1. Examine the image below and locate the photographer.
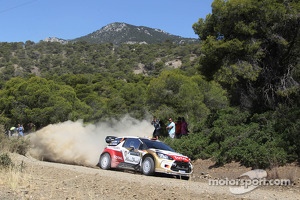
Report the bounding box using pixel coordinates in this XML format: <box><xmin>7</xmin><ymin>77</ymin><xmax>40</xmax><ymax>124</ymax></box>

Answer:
<box><xmin>151</xmin><ymin>116</ymin><xmax>161</xmax><ymax>139</ymax></box>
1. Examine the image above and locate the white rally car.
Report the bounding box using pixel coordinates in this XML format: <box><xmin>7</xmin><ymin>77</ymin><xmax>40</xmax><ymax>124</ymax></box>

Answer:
<box><xmin>97</xmin><ymin>136</ymin><xmax>193</xmax><ymax>180</ymax></box>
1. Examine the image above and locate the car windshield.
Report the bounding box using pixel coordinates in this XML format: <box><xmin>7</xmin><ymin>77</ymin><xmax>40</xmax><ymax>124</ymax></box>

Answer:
<box><xmin>141</xmin><ymin>139</ymin><xmax>175</xmax><ymax>152</ymax></box>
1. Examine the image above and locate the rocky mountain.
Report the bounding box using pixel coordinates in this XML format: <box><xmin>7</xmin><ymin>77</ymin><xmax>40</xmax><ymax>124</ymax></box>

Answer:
<box><xmin>71</xmin><ymin>22</ymin><xmax>199</xmax><ymax>45</ymax></box>
<box><xmin>43</xmin><ymin>37</ymin><xmax>68</xmax><ymax>44</ymax></box>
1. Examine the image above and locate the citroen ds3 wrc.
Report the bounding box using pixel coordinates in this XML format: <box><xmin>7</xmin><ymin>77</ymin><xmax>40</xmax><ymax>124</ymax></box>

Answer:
<box><xmin>97</xmin><ymin>136</ymin><xmax>193</xmax><ymax>180</ymax></box>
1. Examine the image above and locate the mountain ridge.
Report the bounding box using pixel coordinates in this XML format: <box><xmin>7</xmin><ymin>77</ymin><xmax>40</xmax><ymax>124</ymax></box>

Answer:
<box><xmin>44</xmin><ymin>22</ymin><xmax>198</xmax><ymax>45</ymax></box>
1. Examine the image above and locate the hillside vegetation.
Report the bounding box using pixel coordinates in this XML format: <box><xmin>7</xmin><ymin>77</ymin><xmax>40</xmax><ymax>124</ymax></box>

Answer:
<box><xmin>0</xmin><ymin>0</ymin><xmax>299</xmax><ymax>169</ymax></box>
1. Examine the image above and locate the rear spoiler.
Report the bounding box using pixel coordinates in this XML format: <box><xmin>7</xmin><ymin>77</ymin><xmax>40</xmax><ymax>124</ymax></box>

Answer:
<box><xmin>105</xmin><ymin>136</ymin><xmax>117</xmax><ymax>144</ymax></box>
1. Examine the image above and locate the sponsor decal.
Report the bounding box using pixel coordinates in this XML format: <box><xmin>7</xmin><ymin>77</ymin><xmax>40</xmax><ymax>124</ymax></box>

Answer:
<box><xmin>113</xmin><ymin>155</ymin><xmax>123</xmax><ymax>160</ymax></box>
<box><xmin>170</xmin><ymin>155</ymin><xmax>189</xmax><ymax>162</ymax></box>
<box><xmin>124</xmin><ymin>151</ymin><xmax>140</xmax><ymax>164</ymax></box>
<box><xmin>155</xmin><ymin>150</ymin><xmax>189</xmax><ymax>162</ymax></box>
<box><xmin>129</xmin><ymin>151</ymin><xmax>140</xmax><ymax>156</ymax></box>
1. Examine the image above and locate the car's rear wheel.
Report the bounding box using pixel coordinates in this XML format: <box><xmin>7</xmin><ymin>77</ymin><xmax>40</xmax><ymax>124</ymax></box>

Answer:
<box><xmin>99</xmin><ymin>153</ymin><xmax>111</xmax><ymax>170</ymax></box>
<box><xmin>176</xmin><ymin>175</ymin><xmax>190</xmax><ymax>181</ymax></box>
<box><xmin>142</xmin><ymin>157</ymin><xmax>155</xmax><ymax>175</ymax></box>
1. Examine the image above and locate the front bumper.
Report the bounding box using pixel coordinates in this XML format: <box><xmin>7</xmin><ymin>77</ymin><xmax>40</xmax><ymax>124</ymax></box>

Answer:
<box><xmin>155</xmin><ymin>160</ymin><xmax>193</xmax><ymax>176</ymax></box>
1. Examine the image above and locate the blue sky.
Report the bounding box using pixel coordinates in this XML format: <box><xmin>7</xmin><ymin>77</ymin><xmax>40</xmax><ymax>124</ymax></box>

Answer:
<box><xmin>0</xmin><ymin>0</ymin><xmax>213</xmax><ymax>43</ymax></box>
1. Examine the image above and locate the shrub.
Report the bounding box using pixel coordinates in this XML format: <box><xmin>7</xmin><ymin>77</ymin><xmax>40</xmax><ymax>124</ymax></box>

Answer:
<box><xmin>206</xmin><ymin>110</ymin><xmax>289</xmax><ymax>168</ymax></box>
<box><xmin>0</xmin><ymin>124</ymin><xmax>30</xmax><ymax>156</ymax></box>
<box><xmin>163</xmin><ymin>107</ymin><xmax>292</xmax><ymax>169</ymax></box>
<box><xmin>0</xmin><ymin>153</ymin><xmax>13</xmax><ymax>168</ymax></box>
<box><xmin>8</xmin><ymin>137</ymin><xmax>30</xmax><ymax>156</ymax></box>
<box><xmin>163</xmin><ymin>132</ymin><xmax>210</xmax><ymax>160</ymax></box>
<box><xmin>225</xmin><ymin>138</ymin><xmax>287</xmax><ymax>169</ymax></box>
<box><xmin>0</xmin><ymin>125</ymin><xmax>10</xmax><ymax>152</ymax></box>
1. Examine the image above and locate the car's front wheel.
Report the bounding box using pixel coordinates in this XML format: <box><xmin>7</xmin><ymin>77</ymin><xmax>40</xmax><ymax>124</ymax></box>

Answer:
<box><xmin>99</xmin><ymin>153</ymin><xmax>111</xmax><ymax>170</ymax></box>
<box><xmin>142</xmin><ymin>157</ymin><xmax>155</xmax><ymax>176</ymax></box>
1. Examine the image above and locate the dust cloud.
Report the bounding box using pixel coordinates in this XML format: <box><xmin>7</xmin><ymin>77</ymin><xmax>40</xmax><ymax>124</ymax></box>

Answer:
<box><xmin>28</xmin><ymin>115</ymin><xmax>153</xmax><ymax>167</ymax></box>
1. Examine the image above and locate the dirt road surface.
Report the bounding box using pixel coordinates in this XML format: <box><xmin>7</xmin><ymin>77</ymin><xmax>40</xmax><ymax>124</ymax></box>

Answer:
<box><xmin>0</xmin><ymin>153</ymin><xmax>299</xmax><ymax>200</ymax></box>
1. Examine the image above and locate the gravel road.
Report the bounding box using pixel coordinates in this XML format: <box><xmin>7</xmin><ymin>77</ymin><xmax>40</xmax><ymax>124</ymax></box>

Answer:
<box><xmin>0</xmin><ymin>153</ymin><xmax>299</xmax><ymax>200</ymax></box>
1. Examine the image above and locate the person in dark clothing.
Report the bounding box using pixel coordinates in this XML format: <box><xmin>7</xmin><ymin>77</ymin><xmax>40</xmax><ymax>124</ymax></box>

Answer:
<box><xmin>151</xmin><ymin>116</ymin><xmax>161</xmax><ymax>139</ymax></box>
<box><xmin>175</xmin><ymin>117</ymin><xmax>182</xmax><ymax>138</ymax></box>
<box><xmin>181</xmin><ymin>117</ymin><xmax>189</xmax><ymax>137</ymax></box>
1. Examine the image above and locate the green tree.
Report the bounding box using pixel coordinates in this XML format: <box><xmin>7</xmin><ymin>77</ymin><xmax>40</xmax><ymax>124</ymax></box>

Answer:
<box><xmin>274</xmin><ymin>105</ymin><xmax>300</xmax><ymax>161</ymax></box>
<box><xmin>0</xmin><ymin>76</ymin><xmax>92</xmax><ymax>129</ymax></box>
<box><xmin>147</xmin><ymin>70</ymin><xmax>229</xmax><ymax>131</ymax></box>
<box><xmin>119</xmin><ymin>82</ymin><xmax>148</xmax><ymax>119</ymax></box>
<box><xmin>193</xmin><ymin>0</ymin><xmax>300</xmax><ymax>111</ymax></box>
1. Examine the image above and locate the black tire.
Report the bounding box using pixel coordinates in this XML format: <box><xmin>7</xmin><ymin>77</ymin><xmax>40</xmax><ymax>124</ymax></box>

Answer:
<box><xmin>176</xmin><ymin>175</ymin><xmax>190</xmax><ymax>180</ymax></box>
<box><xmin>99</xmin><ymin>153</ymin><xmax>111</xmax><ymax>170</ymax></box>
<box><xmin>181</xmin><ymin>176</ymin><xmax>190</xmax><ymax>181</ymax></box>
<box><xmin>142</xmin><ymin>157</ymin><xmax>155</xmax><ymax>176</ymax></box>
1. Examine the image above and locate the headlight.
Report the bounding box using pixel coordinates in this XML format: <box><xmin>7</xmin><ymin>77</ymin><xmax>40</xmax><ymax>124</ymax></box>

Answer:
<box><xmin>157</xmin><ymin>153</ymin><xmax>173</xmax><ymax>160</ymax></box>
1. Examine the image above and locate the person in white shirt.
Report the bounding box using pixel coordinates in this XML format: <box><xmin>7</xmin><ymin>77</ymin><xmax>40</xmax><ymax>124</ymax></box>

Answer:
<box><xmin>166</xmin><ymin>118</ymin><xmax>175</xmax><ymax>138</ymax></box>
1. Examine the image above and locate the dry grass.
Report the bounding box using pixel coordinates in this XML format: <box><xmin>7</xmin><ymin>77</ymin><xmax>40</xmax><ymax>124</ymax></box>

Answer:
<box><xmin>267</xmin><ymin>164</ymin><xmax>300</xmax><ymax>184</ymax></box>
<box><xmin>0</xmin><ymin>162</ymin><xmax>30</xmax><ymax>191</ymax></box>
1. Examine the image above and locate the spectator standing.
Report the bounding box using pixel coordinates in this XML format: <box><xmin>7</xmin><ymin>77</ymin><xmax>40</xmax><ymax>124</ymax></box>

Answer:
<box><xmin>175</xmin><ymin>117</ymin><xmax>182</xmax><ymax>138</ymax></box>
<box><xmin>181</xmin><ymin>117</ymin><xmax>189</xmax><ymax>137</ymax></box>
<box><xmin>151</xmin><ymin>116</ymin><xmax>161</xmax><ymax>139</ymax></box>
<box><xmin>27</xmin><ymin>122</ymin><xmax>36</xmax><ymax>133</ymax></box>
<box><xmin>166</xmin><ymin>118</ymin><xmax>175</xmax><ymax>139</ymax></box>
<box><xmin>17</xmin><ymin>124</ymin><xmax>24</xmax><ymax>137</ymax></box>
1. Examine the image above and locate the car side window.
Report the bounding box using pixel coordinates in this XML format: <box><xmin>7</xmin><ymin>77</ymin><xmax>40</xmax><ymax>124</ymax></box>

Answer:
<box><xmin>140</xmin><ymin>142</ymin><xmax>148</xmax><ymax>150</ymax></box>
<box><xmin>123</xmin><ymin>138</ymin><xmax>141</xmax><ymax>150</ymax></box>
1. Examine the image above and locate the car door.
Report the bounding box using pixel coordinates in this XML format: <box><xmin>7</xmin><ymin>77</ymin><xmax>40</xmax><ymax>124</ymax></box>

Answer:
<box><xmin>122</xmin><ymin>138</ymin><xmax>142</xmax><ymax>165</ymax></box>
